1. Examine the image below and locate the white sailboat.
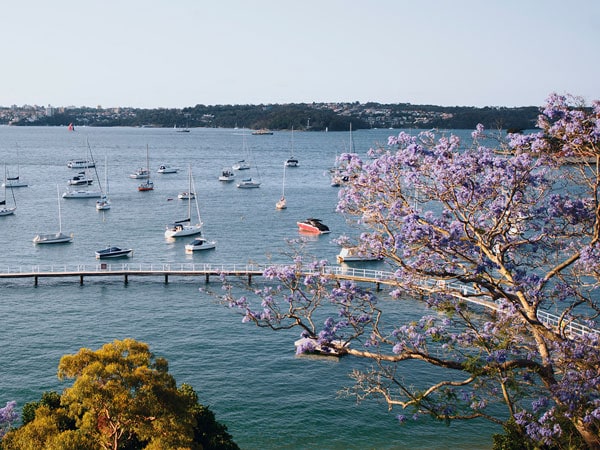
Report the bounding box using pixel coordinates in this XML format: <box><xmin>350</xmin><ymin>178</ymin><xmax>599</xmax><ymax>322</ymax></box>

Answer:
<box><xmin>285</xmin><ymin>127</ymin><xmax>299</xmax><ymax>167</ymax></box>
<box><xmin>165</xmin><ymin>166</ymin><xmax>203</xmax><ymax>238</ymax></box>
<box><xmin>236</xmin><ymin>134</ymin><xmax>261</xmax><ymax>188</ymax></box>
<box><xmin>63</xmin><ymin>140</ymin><xmax>102</xmax><ymax>198</ymax></box>
<box><xmin>0</xmin><ymin>165</ymin><xmax>16</xmax><ymax>216</ymax></box>
<box><xmin>232</xmin><ymin>131</ymin><xmax>251</xmax><ymax>170</ymax></box>
<box><xmin>138</xmin><ymin>145</ymin><xmax>154</xmax><ymax>191</ymax></box>
<box><xmin>2</xmin><ymin>145</ymin><xmax>28</xmax><ymax>188</ymax></box>
<box><xmin>96</xmin><ymin>157</ymin><xmax>111</xmax><ymax>210</ymax></box>
<box><xmin>276</xmin><ymin>161</ymin><xmax>287</xmax><ymax>209</ymax></box>
<box><xmin>33</xmin><ymin>185</ymin><xmax>73</xmax><ymax>244</ymax></box>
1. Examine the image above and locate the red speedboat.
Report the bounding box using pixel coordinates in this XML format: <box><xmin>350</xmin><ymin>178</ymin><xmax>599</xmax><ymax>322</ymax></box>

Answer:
<box><xmin>296</xmin><ymin>218</ymin><xmax>330</xmax><ymax>234</ymax></box>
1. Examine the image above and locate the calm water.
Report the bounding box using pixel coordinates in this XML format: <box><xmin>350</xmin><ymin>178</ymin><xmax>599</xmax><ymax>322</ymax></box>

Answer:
<box><xmin>0</xmin><ymin>126</ymin><xmax>497</xmax><ymax>449</ymax></box>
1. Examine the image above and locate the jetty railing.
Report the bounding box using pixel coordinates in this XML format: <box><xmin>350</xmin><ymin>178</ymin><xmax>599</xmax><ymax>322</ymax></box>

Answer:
<box><xmin>1</xmin><ymin>263</ymin><xmax>598</xmax><ymax>339</ymax></box>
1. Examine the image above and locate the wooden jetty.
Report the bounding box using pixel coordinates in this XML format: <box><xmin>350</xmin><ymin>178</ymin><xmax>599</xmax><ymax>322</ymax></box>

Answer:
<box><xmin>0</xmin><ymin>262</ymin><xmax>597</xmax><ymax>339</ymax></box>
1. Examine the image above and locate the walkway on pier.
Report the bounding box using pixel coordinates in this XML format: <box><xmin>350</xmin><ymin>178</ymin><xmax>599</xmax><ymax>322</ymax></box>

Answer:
<box><xmin>1</xmin><ymin>262</ymin><xmax>598</xmax><ymax>339</ymax></box>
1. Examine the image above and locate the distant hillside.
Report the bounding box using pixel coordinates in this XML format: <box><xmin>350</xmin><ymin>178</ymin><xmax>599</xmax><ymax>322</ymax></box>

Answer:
<box><xmin>3</xmin><ymin>102</ymin><xmax>540</xmax><ymax>131</ymax></box>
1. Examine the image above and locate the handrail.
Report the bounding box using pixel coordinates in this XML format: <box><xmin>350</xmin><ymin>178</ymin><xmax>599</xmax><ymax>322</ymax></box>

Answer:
<box><xmin>0</xmin><ymin>263</ymin><xmax>597</xmax><ymax>339</ymax></box>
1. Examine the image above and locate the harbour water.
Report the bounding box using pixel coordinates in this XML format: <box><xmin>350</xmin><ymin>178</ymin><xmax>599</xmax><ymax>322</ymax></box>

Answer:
<box><xmin>0</xmin><ymin>126</ymin><xmax>498</xmax><ymax>449</ymax></box>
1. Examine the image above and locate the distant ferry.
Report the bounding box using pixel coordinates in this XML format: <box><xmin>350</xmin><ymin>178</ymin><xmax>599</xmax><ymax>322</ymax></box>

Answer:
<box><xmin>251</xmin><ymin>129</ymin><xmax>273</xmax><ymax>135</ymax></box>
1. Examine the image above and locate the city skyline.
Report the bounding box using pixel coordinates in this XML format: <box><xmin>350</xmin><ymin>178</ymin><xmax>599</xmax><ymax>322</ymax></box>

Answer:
<box><xmin>2</xmin><ymin>0</ymin><xmax>599</xmax><ymax>109</ymax></box>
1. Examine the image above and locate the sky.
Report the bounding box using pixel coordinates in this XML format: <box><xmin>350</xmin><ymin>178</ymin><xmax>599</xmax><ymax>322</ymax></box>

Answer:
<box><xmin>1</xmin><ymin>0</ymin><xmax>598</xmax><ymax>109</ymax></box>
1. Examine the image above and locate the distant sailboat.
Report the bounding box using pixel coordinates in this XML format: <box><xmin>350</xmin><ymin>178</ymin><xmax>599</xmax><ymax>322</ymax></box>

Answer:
<box><xmin>63</xmin><ymin>140</ymin><xmax>102</xmax><ymax>198</ymax></box>
<box><xmin>96</xmin><ymin>157</ymin><xmax>111</xmax><ymax>210</ymax></box>
<box><xmin>276</xmin><ymin>162</ymin><xmax>287</xmax><ymax>209</ymax></box>
<box><xmin>33</xmin><ymin>185</ymin><xmax>73</xmax><ymax>244</ymax></box>
<box><xmin>165</xmin><ymin>166</ymin><xmax>203</xmax><ymax>238</ymax></box>
<box><xmin>3</xmin><ymin>144</ymin><xmax>28</xmax><ymax>188</ymax></box>
<box><xmin>285</xmin><ymin>127</ymin><xmax>299</xmax><ymax>167</ymax></box>
<box><xmin>138</xmin><ymin>145</ymin><xmax>154</xmax><ymax>191</ymax></box>
<box><xmin>0</xmin><ymin>165</ymin><xmax>16</xmax><ymax>216</ymax></box>
<box><xmin>68</xmin><ymin>122</ymin><xmax>75</xmax><ymax>131</ymax></box>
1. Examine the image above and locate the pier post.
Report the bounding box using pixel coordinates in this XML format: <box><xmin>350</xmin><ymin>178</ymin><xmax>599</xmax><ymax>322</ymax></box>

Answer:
<box><xmin>165</xmin><ymin>274</ymin><xmax>169</xmax><ymax>284</ymax></box>
<box><xmin>124</xmin><ymin>274</ymin><xmax>128</xmax><ymax>284</ymax></box>
<box><xmin>205</xmin><ymin>274</ymin><xmax>210</xmax><ymax>283</ymax></box>
<box><xmin>34</xmin><ymin>276</ymin><xmax>38</xmax><ymax>287</ymax></box>
<box><xmin>80</xmin><ymin>275</ymin><xmax>84</xmax><ymax>285</ymax></box>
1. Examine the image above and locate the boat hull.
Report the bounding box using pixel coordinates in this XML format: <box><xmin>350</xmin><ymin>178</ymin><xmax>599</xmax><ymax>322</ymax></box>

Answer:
<box><xmin>185</xmin><ymin>238</ymin><xmax>216</xmax><ymax>252</ymax></box>
<box><xmin>95</xmin><ymin>247</ymin><xmax>133</xmax><ymax>259</ymax></box>
<box><xmin>33</xmin><ymin>232</ymin><xmax>73</xmax><ymax>244</ymax></box>
<box><xmin>62</xmin><ymin>190</ymin><xmax>101</xmax><ymax>198</ymax></box>
<box><xmin>297</xmin><ymin>220</ymin><xmax>330</xmax><ymax>234</ymax></box>
<box><xmin>165</xmin><ymin>224</ymin><xmax>203</xmax><ymax>238</ymax></box>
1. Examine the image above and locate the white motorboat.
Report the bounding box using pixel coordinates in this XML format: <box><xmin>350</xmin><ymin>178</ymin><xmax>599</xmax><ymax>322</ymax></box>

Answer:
<box><xmin>129</xmin><ymin>168</ymin><xmax>150</xmax><ymax>179</ymax></box>
<box><xmin>185</xmin><ymin>237</ymin><xmax>216</xmax><ymax>252</ymax></box>
<box><xmin>178</xmin><ymin>191</ymin><xmax>195</xmax><ymax>200</ymax></box>
<box><xmin>95</xmin><ymin>246</ymin><xmax>133</xmax><ymax>259</ymax></box>
<box><xmin>219</xmin><ymin>168</ymin><xmax>235</xmax><ymax>182</ymax></box>
<box><xmin>237</xmin><ymin>178</ymin><xmax>261</xmax><ymax>189</ymax></box>
<box><xmin>165</xmin><ymin>166</ymin><xmax>204</xmax><ymax>238</ymax></box>
<box><xmin>157</xmin><ymin>164</ymin><xmax>179</xmax><ymax>174</ymax></box>
<box><xmin>63</xmin><ymin>188</ymin><xmax>101</xmax><ymax>198</ymax></box>
<box><xmin>336</xmin><ymin>246</ymin><xmax>382</xmax><ymax>263</ymax></box>
<box><xmin>297</xmin><ymin>218</ymin><xmax>330</xmax><ymax>234</ymax></box>
<box><xmin>68</xmin><ymin>171</ymin><xmax>93</xmax><ymax>185</ymax></box>
<box><xmin>67</xmin><ymin>159</ymin><xmax>95</xmax><ymax>169</ymax></box>
<box><xmin>34</xmin><ymin>186</ymin><xmax>73</xmax><ymax>244</ymax></box>
<box><xmin>232</xmin><ymin>160</ymin><xmax>250</xmax><ymax>170</ymax></box>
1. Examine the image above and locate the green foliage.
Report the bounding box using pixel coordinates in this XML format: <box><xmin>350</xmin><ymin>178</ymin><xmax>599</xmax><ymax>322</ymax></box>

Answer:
<box><xmin>2</xmin><ymin>339</ymin><xmax>239</xmax><ymax>450</ymax></box>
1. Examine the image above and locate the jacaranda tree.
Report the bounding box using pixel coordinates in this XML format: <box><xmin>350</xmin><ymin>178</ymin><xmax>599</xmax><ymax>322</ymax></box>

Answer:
<box><xmin>223</xmin><ymin>94</ymin><xmax>600</xmax><ymax>449</ymax></box>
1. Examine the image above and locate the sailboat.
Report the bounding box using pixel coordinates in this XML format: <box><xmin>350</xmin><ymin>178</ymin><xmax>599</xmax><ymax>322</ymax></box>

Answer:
<box><xmin>33</xmin><ymin>185</ymin><xmax>73</xmax><ymax>244</ymax></box>
<box><xmin>138</xmin><ymin>145</ymin><xmax>154</xmax><ymax>191</ymax></box>
<box><xmin>96</xmin><ymin>157</ymin><xmax>111</xmax><ymax>210</ymax></box>
<box><xmin>236</xmin><ymin>134</ymin><xmax>261</xmax><ymax>188</ymax></box>
<box><xmin>165</xmin><ymin>166</ymin><xmax>203</xmax><ymax>238</ymax></box>
<box><xmin>63</xmin><ymin>140</ymin><xmax>102</xmax><ymax>198</ymax></box>
<box><xmin>285</xmin><ymin>127</ymin><xmax>299</xmax><ymax>167</ymax></box>
<box><xmin>2</xmin><ymin>145</ymin><xmax>28</xmax><ymax>188</ymax></box>
<box><xmin>276</xmin><ymin>161</ymin><xmax>287</xmax><ymax>209</ymax></box>
<box><xmin>232</xmin><ymin>131</ymin><xmax>251</xmax><ymax>170</ymax></box>
<box><xmin>0</xmin><ymin>165</ymin><xmax>16</xmax><ymax>216</ymax></box>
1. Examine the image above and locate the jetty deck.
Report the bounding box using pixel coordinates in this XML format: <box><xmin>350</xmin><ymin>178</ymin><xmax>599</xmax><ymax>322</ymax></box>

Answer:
<box><xmin>1</xmin><ymin>262</ymin><xmax>597</xmax><ymax>339</ymax></box>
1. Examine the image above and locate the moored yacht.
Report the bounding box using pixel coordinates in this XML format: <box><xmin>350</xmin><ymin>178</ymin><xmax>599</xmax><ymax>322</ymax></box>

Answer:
<box><xmin>296</xmin><ymin>218</ymin><xmax>330</xmax><ymax>234</ymax></box>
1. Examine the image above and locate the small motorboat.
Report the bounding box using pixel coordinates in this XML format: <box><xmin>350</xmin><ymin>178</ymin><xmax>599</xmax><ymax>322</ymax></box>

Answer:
<box><xmin>67</xmin><ymin>159</ymin><xmax>95</xmax><ymax>169</ymax></box>
<box><xmin>232</xmin><ymin>160</ymin><xmax>250</xmax><ymax>170</ymax></box>
<box><xmin>157</xmin><ymin>164</ymin><xmax>179</xmax><ymax>174</ymax></box>
<box><xmin>129</xmin><ymin>168</ymin><xmax>150</xmax><ymax>179</ymax></box>
<box><xmin>138</xmin><ymin>180</ymin><xmax>154</xmax><ymax>191</ymax></box>
<box><xmin>185</xmin><ymin>237</ymin><xmax>216</xmax><ymax>252</ymax></box>
<box><xmin>219</xmin><ymin>168</ymin><xmax>235</xmax><ymax>182</ymax></box>
<box><xmin>95</xmin><ymin>246</ymin><xmax>133</xmax><ymax>259</ymax></box>
<box><xmin>285</xmin><ymin>157</ymin><xmax>299</xmax><ymax>167</ymax></box>
<box><xmin>67</xmin><ymin>171</ymin><xmax>94</xmax><ymax>185</ymax></box>
<box><xmin>237</xmin><ymin>178</ymin><xmax>261</xmax><ymax>188</ymax></box>
<box><xmin>178</xmin><ymin>191</ymin><xmax>195</xmax><ymax>200</ymax></box>
<box><xmin>297</xmin><ymin>218</ymin><xmax>330</xmax><ymax>234</ymax></box>
<box><xmin>336</xmin><ymin>246</ymin><xmax>382</xmax><ymax>263</ymax></box>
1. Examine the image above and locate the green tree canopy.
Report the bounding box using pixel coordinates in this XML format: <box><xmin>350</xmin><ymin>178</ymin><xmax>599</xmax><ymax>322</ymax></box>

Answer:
<box><xmin>2</xmin><ymin>339</ymin><xmax>239</xmax><ymax>450</ymax></box>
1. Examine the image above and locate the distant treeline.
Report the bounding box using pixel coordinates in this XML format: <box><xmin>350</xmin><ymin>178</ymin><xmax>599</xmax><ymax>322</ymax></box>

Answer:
<box><xmin>13</xmin><ymin>102</ymin><xmax>541</xmax><ymax>131</ymax></box>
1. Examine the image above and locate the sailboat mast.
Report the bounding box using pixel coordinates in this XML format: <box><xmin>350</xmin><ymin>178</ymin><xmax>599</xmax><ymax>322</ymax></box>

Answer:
<box><xmin>56</xmin><ymin>185</ymin><xmax>62</xmax><ymax>233</ymax></box>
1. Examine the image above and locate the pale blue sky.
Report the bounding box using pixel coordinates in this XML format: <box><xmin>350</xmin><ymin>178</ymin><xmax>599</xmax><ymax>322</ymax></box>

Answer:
<box><xmin>2</xmin><ymin>0</ymin><xmax>598</xmax><ymax>108</ymax></box>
